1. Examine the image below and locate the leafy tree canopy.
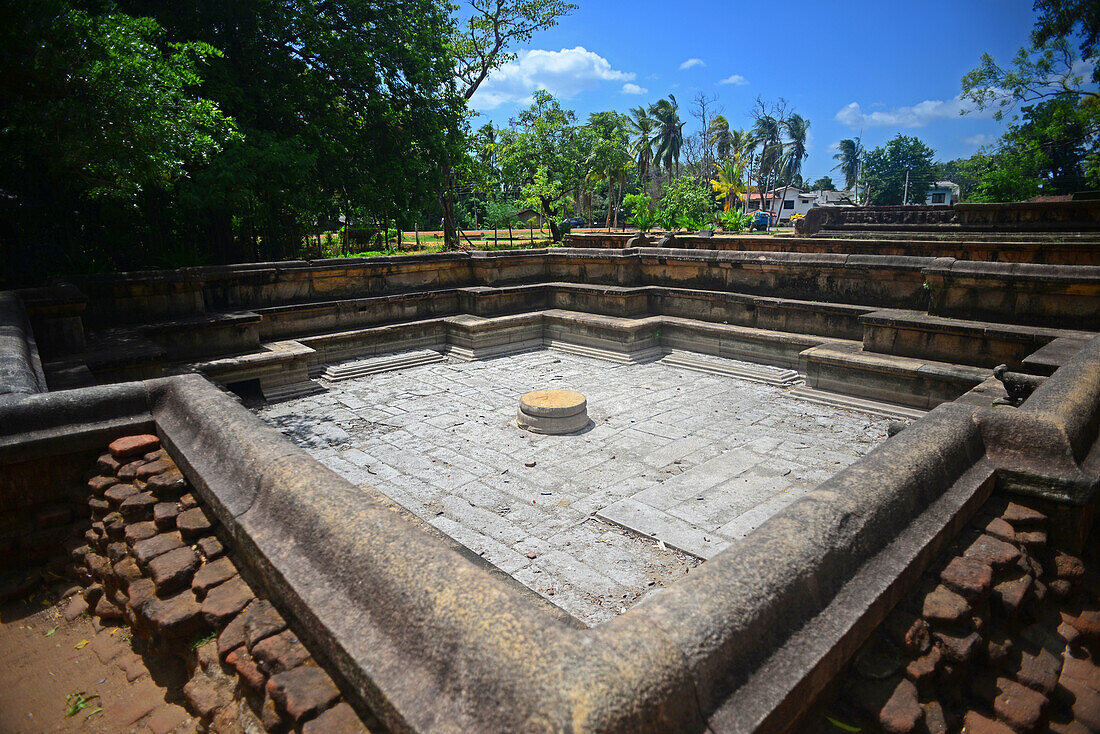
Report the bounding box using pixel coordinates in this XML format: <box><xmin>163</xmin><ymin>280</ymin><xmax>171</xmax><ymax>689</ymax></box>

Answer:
<box><xmin>862</xmin><ymin>135</ymin><xmax>937</xmax><ymax>206</ymax></box>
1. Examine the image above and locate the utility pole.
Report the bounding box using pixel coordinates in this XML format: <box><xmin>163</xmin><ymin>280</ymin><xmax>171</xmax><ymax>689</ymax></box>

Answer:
<box><xmin>902</xmin><ymin>169</ymin><xmax>910</xmax><ymax>206</ymax></box>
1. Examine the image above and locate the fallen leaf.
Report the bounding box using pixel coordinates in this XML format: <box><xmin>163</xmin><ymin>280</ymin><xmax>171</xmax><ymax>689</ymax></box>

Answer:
<box><xmin>74</xmin><ymin>640</ymin><xmax>89</xmax><ymax>649</ymax></box>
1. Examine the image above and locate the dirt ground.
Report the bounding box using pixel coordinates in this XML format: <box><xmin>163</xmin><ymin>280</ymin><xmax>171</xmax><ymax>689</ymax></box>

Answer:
<box><xmin>0</xmin><ymin>569</ymin><xmax>196</xmax><ymax>734</ymax></box>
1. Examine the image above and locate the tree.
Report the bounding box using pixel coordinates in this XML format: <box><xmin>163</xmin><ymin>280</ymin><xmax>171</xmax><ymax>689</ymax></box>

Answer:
<box><xmin>650</xmin><ymin>95</ymin><xmax>685</xmax><ymax>180</ymax></box>
<box><xmin>690</xmin><ymin>91</ymin><xmax>721</xmax><ymax>174</ymax></box>
<box><xmin>832</xmin><ymin>138</ymin><xmax>864</xmax><ymax>194</ymax></box>
<box><xmin>775</xmin><ymin>113</ymin><xmax>810</xmax><ymax>219</ymax></box>
<box><xmin>627</xmin><ymin>106</ymin><xmax>657</xmax><ymax>183</ymax></box>
<box><xmin>497</xmin><ymin>91</ymin><xmax>595</xmax><ymax>242</ymax></box>
<box><xmin>587</xmin><ymin>111</ymin><xmax>632</xmax><ymax>228</ymax></box>
<box><xmin>441</xmin><ymin>0</ymin><xmax>576</xmax><ymax>249</ymax></box>
<box><xmin>808</xmin><ymin>176</ymin><xmax>837</xmax><ymax>191</ymax></box>
<box><xmin>708</xmin><ymin>115</ymin><xmax>735</xmax><ymax>161</ymax></box>
<box><xmin>958</xmin><ymin>95</ymin><xmax>1097</xmax><ymax>201</ymax></box>
<box><xmin>1032</xmin><ymin>0</ymin><xmax>1100</xmax><ymax>83</ymax></box>
<box><xmin>709</xmin><ymin>161</ymin><xmax>746</xmax><ymax>212</ymax></box>
<box><xmin>862</xmin><ymin>135</ymin><xmax>937</xmax><ymax>205</ymax></box>
<box><xmin>659</xmin><ymin>175</ymin><xmax>714</xmax><ymax>222</ymax></box>
<box><xmin>0</xmin><ymin>1</ymin><xmax>236</xmax><ymax>279</ymax></box>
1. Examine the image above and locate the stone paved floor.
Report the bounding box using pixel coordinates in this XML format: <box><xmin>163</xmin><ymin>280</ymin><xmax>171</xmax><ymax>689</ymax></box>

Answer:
<box><xmin>255</xmin><ymin>350</ymin><xmax>896</xmax><ymax>625</ymax></box>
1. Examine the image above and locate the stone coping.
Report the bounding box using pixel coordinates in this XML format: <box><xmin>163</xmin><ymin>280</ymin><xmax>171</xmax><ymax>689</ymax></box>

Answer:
<box><xmin>1</xmin><ymin>331</ymin><xmax>1099</xmax><ymax>729</ymax></box>
<box><xmin>0</xmin><ymin>292</ymin><xmax>46</xmax><ymax>398</ymax></box>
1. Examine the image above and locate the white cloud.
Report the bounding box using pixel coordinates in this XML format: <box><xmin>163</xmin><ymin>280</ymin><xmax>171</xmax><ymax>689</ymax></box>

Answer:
<box><xmin>834</xmin><ymin>96</ymin><xmax>992</xmax><ymax>128</ymax></box>
<box><xmin>963</xmin><ymin>133</ymin><xmax>996</xmax><ymax>147</ymax></box>
<box><xmin>621</xmin><ymin>83</ymin><xmax>647</xmax><ymax>95</ymax></box>
<box><xmin>718</xmin><ymin>74</ymin><xmax>749</xmax><ymax>86</ymax></box>
<box><xmin>679</xmin><ymin>58</ymin><xmax>705</xmax><ymax>70</ymax></box>
<box><xmin>469</xmin><ymin>46</ymin><xmax>636</xmax><ymax>110</ymax></box>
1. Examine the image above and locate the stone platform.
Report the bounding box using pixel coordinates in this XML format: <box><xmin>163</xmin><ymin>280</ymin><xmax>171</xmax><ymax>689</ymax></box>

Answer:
<box><xmin>255</xmin><ymin>350</ymin><xmax>893</xmax><ymax>624</ymax></box>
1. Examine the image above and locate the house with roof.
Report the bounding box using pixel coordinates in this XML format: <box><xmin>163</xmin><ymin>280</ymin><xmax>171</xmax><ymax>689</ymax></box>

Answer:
<box><xmin>926</xmin><ymin>181</ymin><xmax>961</xmax><ymax>206</ymax></box>
<box><xmin>743</xmin><ymin>187</ymin><xmax>857</xmax><ymax>222</ymax></box>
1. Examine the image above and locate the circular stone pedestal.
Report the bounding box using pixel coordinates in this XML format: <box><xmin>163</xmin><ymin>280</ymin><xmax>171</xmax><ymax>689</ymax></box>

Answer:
<box><xmin>517</xmin><ymin>389</ymin><xmax>589</xmax><ymax>435</ymax></box>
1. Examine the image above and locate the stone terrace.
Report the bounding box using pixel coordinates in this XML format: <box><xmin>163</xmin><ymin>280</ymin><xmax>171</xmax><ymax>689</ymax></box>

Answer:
<box><xmin>3</xmin><ymin>202</ymin><xmax>1100</xmax><ymax>732</ymax></box>
<box><xmin>256</xmin><ymin>350</ymin><xmax>892</xmax><ymax>624</ymax></box>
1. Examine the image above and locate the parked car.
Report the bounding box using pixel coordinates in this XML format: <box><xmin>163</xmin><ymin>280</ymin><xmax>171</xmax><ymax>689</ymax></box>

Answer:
<box><xmin>559</xmin><ymin>217</ymin><xmax>585</xmax><ymax>229</ymax></box>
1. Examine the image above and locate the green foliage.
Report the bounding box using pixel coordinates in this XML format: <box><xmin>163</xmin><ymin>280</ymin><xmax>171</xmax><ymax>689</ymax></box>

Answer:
<box><xmin>716</xmin><ymin>211</ymin><xmax>754</xmax><ymax>232</ymax></box>
<box><xmin>497</xmin><ymin>91</ymin><xmax>599</xmax><ymax>241</ymax></box>
<box><xmin>658</xmin><ymin>176</ymin><xmax>714</xmax><ymax>222</ymax></box>
<box><xmin>624</xmin><ymin>193</ymin><xmax>658</xmax><ymax>232</ymax></box>
<box><xmin>862</xmin><ymin>135</ymin><xmax>937</xmax><ymax>205</ymax></box>
<box><xmin>808</xmin><ymin>175</ymin><xmax>837</xmax><ymax>191</ymax></box>
<box><xmin>654</xmin><ymin>208</ymin><xmax>677</xmax><ymax>232</ymax></box>
<box><xmin>675</xmin><ymin>214</ymin><xmax>709</xmax><ymax>232</ymax></box>
<box><xmin>64</xmin><ymin>692</ymin><xmax>100</xmax><ymax>718</ymax></box>
<box><xmin>832</xmin><ymin>138</ymin><xmax>863</xmax><ymax>193</ymax></box>
<box><xmin>0</xmin><ymin>2</ymin><xmax>236</xmax><ymax>202</ymax></box>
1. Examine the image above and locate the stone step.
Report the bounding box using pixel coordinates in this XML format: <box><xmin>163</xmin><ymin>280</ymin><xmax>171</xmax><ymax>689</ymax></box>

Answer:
<box><xmin>659</xmin><ymin>350</ymin><xmax>801</xmax><ymax>387</ymax></box>
<box><xmin>260</xmin><ymin>379</ymin><xmax>326</xmax><ymax>403</ymax></box>
<box><xmin>545</xmin><ymin>340</ymin><xmax>662</xmax><ymax>364</ymax></box>
<box><xmin>785</xmin><ymin>385</ymin><xmax>927</xmax><ymax>421</ymax></box>
<box><xmin>320</xmin><ymin>349</ymin><xmax>444</xmax><ymax>381</ymax></box>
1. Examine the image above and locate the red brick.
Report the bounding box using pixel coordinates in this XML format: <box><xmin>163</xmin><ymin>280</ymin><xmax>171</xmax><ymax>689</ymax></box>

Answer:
<box><xmin>941</xmin><ymin>556</ymin><xmax>994</xmax><ymax>600</ymax></box>
<box><xmin>133</xmin><ymin>532</ymin><xmax>184</xmax><ymax>565</ymax></box>
<box><xmin>183</xmin><ymin>676</ymin><xmax>228</xmax><ymax>720</ymax></box>
<box><xmin>935</xmin><ymin>629</ymin><xmax>980</xmax><ymax>664</ymax></box>
<box><xmin>226</xmin><ymin>646</ymin><xmax>267</xmax><ymax>692</ymax></box>
<box><xmin>993</xmin><ymin>574</ymin><xmax>1033</xmax><ymax>617</ymax></box>
<box><xmin>153</xmin><ymin>502</ymin><xmax>179</xmax><ymax>531</ymax></box>
<box><xmin>1053</xmin><ymin>553</ymin><xmax>1085</xmax><ymax>581</ymax></box>
<box><xmin>217</xmin><ymin>601</ymin><xmax>252</xmax><ymax>660</ymax></box>
<box><xmin>1063</xmin><ymin>609</ymin><xmax>1100</xmax><ymax>641</ymax></box>
<box><xmin>302</xmin><ymin>702</ymin><xmax>369</xmax><ymax>733</ymax></box>
<box><xmin>146</xmin><ymin>469</ymin><xmax>187</xmax><ymax>498</ymax></box>
<box><xmin>1002</xmin><ymin>502</ymin><xmax>1046</xmax><ymax>528</ymax></box>
<box><xmin>147</xmin><ymin>546</ymin><xmax>200</xmax><ymax>594</ymax></box>
<box><xmin>905</xmin><ymin>645</ymin><xmax>942</xmax><ymax>685</ymax></box>
<box><xmin>109</xmin><ymin>434</ymin><xmax>160</xmax><ymax>459</ymax></box>
<box><xmin>243</xmin><ymin>599</ymin><xmax>288</xmax><ymax>651</ymax></box>
<box><xmin>201</xmin><ymin>575</ymin><xmax>254</xmax><ymax>628</ymax></box>
<box><xmin>1058</xmin><ymin>677</ymin><xmax>1100</xmax><ymax>731</ymax></box>
<box><xmin>1061</xmin><ymin>655</ymin><xmax>1100</xmax><ymax>692</ymax></box>
<box><xmin>964</xmin><ymin>710</ymin><xmax>1016</xmax><ymax>734</ymax></box>
<box><xmin>993</xmin><ymin>677</ymin><xmax>1047</xmax><ymax>731</ymax></box>
<box><xmin>124</xmin><ymin>520</ymin><xmax>158</xmax><ymax>546</ymax></box>
<box><xmin>985</xmin><ymin>516</ymin><xmax>1016</xmax><ymax>543</ymax></box>
<box><xmin>192</xmin><ymin>557</ymin><xmax>237</xmax><ymax>599</ymax></box>
<box><xmin>1013</xmin><ymin>645</ymin><xmax>1062</xmax><ymax>695</ymax></box>
<box><xmin>253</xmin><ymin>630</ymin><xmax>312</xmax><ymax>675</ymax></box>
<box><xmin>144</xmin><ymin>588</ymin><xmax>203</xmax><ymax>638</ymax></box>
<box><xmin>136</xmin><ymin>459</ymin><xmax>173</xmax><ymax>480</ymax></box>
<box><xmin>267</xmin><ymin>665</ymin><xmax>341</xmax><ymax>724</ymax></box>
<box><xmin>922</xmin><ymin>584</ymin><xmax>971</xmax><ymax>624</ymax></box>
<box><xmin>87</xmin><ymin>475</ymin><xmax>118</xmax><ymax>494</ymax></box>
<box><xmin>966</xmin><ymin>534</ymin><xmax>1022</xmax><ymax>570</ymax></box>
<box><xmin>177</xmin><ymin>507</ymin><xmax>213</xmax><ymax>540</ymax></box>
<box><xmin>96</xmin><ymin>454</ymin><xmax>122</xmax><ymax>475</ymax></box>
<box><xmin>104</xmin><ymin>483</ymin><xmax>139</xmax><ymax>508</ymax></box>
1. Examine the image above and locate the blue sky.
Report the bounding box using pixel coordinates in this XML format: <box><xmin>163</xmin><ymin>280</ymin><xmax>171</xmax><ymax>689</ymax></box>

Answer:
<box><xmin>468</xmin><ymin>0</ymin><xmax>1039</xmax><ymax>183</ymax></box>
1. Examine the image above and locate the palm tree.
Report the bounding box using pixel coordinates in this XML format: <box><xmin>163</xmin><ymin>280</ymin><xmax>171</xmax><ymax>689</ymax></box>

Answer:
<box><xmin>649</xmin><ymin>95</ymin><xmax>685</xmax><ymax>180</ymax></box>
<box><xmin>776</xmin><ymin>113</ymin><xmax>810</xmax><ymax>224</ymax></box>
<box><xmin>730</xmin><ymin>128</ymin><xmax>753</xmax><ymax>165</ymax></box>
<box><xmin>626</xmin><ymin>106</ymin><xmax>656</xmax><ymax>182</ymax></box>
<box><xmin>709</xmin><ymin>160</ymin><xmax>746</xmax><ymax>212</ymax></box>
<box><xmin>832</xmin><ymin>137</ymin><xmax>863</xmax><ymax>196</ymax></box>
<box><xmin>708</xmin><ymin>115</ymin><xmax>734</xmax><ymax>161</ymax></box>
<box><xmin>750</xmin><ymin>112</ymin><xmax>783</xmax><ymax>208</ymax></box>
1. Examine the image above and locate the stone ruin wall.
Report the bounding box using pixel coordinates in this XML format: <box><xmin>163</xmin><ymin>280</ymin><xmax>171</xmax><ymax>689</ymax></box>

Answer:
<box><xmin>809</xmin><ymin>492</ymin><xmax>1100</xmax><ymax>733</ymax></box>
<box><xmin>64</xmin><ymin>433</ymin><xmax>370</xmax><ymax>733</ymax></box>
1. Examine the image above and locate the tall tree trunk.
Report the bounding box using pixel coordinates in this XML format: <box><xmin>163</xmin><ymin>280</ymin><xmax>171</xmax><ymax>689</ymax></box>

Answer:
<box><xmin>437</xmin><ymin>162</ymin><xmax>459</xmax><ymax>250</ymax></box>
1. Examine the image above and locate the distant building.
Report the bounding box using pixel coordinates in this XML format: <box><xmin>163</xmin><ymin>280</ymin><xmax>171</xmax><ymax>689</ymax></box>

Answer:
<box><xmin>514</xmin><ymin>208</ymin><xmax>544</xmax><ymax>227</ymax></box>
<box><xmin>743</xmin><ymin>187</ymin><xmax>857</xmax><ymax>222</ymax></box>
<box><xmin>926</xmin><ymin>182</ymin><xmax>961</xmax><ymax>206</ymax></box>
